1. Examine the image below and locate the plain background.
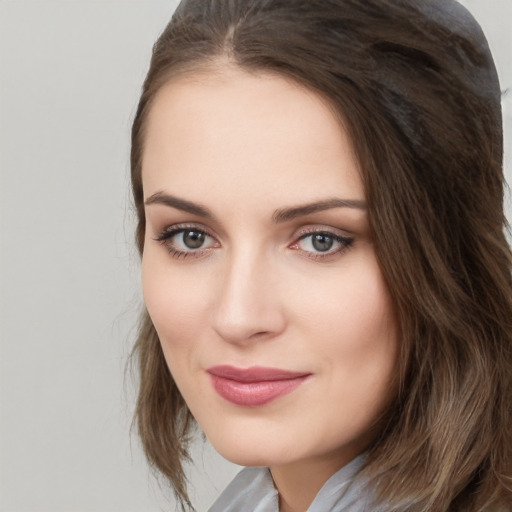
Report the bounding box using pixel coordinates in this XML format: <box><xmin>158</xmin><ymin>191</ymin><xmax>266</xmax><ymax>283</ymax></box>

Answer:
<box><xmin>0</xmin><ymin>1</ymin><xmax>510</xmax><ymax>511</ymax></box>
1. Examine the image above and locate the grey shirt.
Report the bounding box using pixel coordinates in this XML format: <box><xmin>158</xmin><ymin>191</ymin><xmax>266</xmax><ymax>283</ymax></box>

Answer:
<box><xmin>208</xmin><ymin>455</ymin><xmax>375</xmax><ymax>512</ymax></box>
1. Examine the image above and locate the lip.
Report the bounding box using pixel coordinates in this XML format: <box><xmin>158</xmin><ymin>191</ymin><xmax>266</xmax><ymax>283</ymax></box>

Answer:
<box><xmin>206</xmin><ymin>365</ymin><xmax>311</xmax><ymax>407</ymax></box>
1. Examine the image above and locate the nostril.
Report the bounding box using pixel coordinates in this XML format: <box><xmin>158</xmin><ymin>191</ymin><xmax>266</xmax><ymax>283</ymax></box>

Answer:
<box><xmin>250</xmin><ymin>331</ymin><xmax>270</xmax><ymax>339</ymax></box>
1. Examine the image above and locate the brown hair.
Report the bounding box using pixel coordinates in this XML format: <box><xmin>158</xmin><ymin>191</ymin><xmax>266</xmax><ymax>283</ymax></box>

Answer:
<box><xmin>130</xmin><ymin>1</ymin><xmax>512</xmax><ymax>510</ymax></box>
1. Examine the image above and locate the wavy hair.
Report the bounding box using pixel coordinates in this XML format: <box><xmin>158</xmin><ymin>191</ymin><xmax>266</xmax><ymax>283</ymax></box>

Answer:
<box><xmin>130</xmin><ymin>1</ymin><xmax>512</xmax><ymax>510</ymax></box>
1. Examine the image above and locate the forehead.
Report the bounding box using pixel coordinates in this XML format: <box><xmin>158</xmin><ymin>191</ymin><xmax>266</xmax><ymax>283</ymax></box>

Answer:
<box><xmin>141</xmin><ymin>66</ymin><xmax>364</xmax><ymax>204</ymax></box>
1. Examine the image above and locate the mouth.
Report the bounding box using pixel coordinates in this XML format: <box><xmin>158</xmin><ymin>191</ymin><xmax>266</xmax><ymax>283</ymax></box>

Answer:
<box><xmin>206</xmin><ymin>365</ymin><xmax>312</xmax><ymax>407</ymax></box>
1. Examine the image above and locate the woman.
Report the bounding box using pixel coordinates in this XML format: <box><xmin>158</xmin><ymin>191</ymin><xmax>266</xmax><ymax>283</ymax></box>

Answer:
<box><xmin>130</xmin><ymin>0</ymin><xmax>512</xmax><ymax>510</ymax></box>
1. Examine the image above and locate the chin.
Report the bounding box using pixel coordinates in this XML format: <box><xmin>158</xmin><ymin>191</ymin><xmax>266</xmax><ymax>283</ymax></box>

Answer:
<box><xmin>203</xmin><ymin>426</ymin><xmax>296</xmax><ymax>467</ymax></box>
<box><xmin>217</xmin><ymin>448</ymin><xmax>274</xmax><ymax>467</ymax></box>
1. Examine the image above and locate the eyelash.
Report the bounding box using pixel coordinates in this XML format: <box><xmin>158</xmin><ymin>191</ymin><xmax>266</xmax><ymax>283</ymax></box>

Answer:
<box><xmin>154</xmin><ymin>224</ymin><xmax>217</xmax><ymax>260</ymax></box>
<box><xmin>154</xmin><ymin>224</ymin><xmax>354</xmax><ymax>261</ymax></box>
<box><xmin>292</xmin><ymin>229</ymin><xmax>354</xmax><ymax>260</ymax></box>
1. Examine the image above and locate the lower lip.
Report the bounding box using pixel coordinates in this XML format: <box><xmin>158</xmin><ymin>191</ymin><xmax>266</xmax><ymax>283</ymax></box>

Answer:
<box><xmin>209</xmin><ymin>375</ymin><xmax>309</xmax><ymax>407</ymax></box>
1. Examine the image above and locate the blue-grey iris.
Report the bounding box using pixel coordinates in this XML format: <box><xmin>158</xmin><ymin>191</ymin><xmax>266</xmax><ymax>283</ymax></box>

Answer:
<box><xmin>312</xmin><ymin>234</ymin><xmax>334</xmax><ymax>252</ymax></box>
<box><xmin>183</xmin><ymin>230</ymin><xmax>205</xmax><ymax>249</ymax></box>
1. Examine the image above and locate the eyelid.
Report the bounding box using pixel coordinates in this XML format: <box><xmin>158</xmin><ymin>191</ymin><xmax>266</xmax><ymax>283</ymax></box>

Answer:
<box><xmin>154</xmin><ymin>222</ymin><xmax>216</xmax><ymax>241</ymax></box>
<box><xmin>154</xmin><ymin>223</ymin><xmax>220</xmax><ymax>259</ymax></box>
<box><xmin>289</xmin><ymin>225</ymin><xmax>354</xmax><ymax>260</ymax></box>
<box><xmin>153</xmin><ymin>222</ymin><xmax>354</xmax><ymax>261</ymax></box>
<box><xmin>292</xmin><ymin>224</ymin><xmax>353</xmax><ymax>240</ymax></box>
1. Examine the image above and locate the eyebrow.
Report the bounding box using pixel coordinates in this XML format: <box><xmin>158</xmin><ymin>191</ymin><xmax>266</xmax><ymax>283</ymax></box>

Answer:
<box><xmin>145</xmin><ymin>191</ymin><xmax>214</xmax><ymax>218</ymax></box>
<box><xmin>145</xmin><ymin>192</ymin><xmax>366</xmax><ymax>223</ymax></box>
<box><xmin>272</xmin><ymin>198</ymin><xmax>366</xmax><ymax>223</ymax></box>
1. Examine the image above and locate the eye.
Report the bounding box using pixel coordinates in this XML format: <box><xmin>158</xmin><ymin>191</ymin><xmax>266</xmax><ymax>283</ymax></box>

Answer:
<box><xmin>155</xmin><ymin>225</ymin><xmax>219</xmax><ymax>258</ymax></box>
<box><xmin>179</xmin><ymin>230</ymin><xmax>207</xmax><ymax>249</ymax></box>
<box><xmin>303</xmin><ymin>233</ymin><xmax>336</xmax><ymax>252</ymax></box>
<box><xmin>291</xmin><ymin>229</ymin><xmax>354</xmax><ymax>259</ymax></box>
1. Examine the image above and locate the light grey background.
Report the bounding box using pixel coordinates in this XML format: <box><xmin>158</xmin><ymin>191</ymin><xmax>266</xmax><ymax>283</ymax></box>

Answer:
<box><xmin>0</xmin><ymin>1</ymin><xmax>510</xmax><ymax>511</ymax></box>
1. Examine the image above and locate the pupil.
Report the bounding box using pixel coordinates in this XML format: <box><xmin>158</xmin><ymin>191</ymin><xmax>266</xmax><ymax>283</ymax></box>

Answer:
<box><xmin>183</xmin><ymin>231</ymin><xmax>205</xmax><ymax>249</ymax></box>
<box><xmin>312</xmin><ymin>234</ymin><xmax>333</xmax><ymax>252</ymax></box>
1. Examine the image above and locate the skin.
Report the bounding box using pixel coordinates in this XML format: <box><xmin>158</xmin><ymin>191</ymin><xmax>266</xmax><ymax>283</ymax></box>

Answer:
<box><xmin>141</xmin><ymin>65</ymin><xmax>398</xmax><ymax>512</ymax></box>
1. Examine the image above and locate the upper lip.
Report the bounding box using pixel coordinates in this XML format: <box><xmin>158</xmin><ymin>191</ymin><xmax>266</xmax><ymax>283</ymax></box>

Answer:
<box><xmin>206</xmin><ymin>365</ymin><xmax>311</xmax><ymax>383</ymax></box>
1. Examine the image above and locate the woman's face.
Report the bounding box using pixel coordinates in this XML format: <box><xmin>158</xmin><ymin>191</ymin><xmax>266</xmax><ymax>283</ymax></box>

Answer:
<box><xmin>141</xmin><ymin>66</ymin><xmax>398</xmax><ymax>470</ymax></box>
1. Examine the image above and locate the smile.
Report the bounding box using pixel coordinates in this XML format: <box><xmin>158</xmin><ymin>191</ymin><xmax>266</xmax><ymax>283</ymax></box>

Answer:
<box><xmin>206</xmin><ymin>366</ymin><xmax>311</xmax><ymax>407</ymax></box>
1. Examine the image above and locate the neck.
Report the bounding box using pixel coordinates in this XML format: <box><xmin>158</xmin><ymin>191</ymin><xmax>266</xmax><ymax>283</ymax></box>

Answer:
<box><xmin>270</xmin><ymin>447</ymin><xmax>362</xmax><ymax>512</ymax></box>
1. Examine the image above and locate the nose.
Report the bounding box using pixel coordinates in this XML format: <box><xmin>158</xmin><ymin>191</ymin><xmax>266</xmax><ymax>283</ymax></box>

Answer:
<box><xmin>210</xmin><ymin>249</ymin><xmax>286</xmax><ymax>345</ymax></box>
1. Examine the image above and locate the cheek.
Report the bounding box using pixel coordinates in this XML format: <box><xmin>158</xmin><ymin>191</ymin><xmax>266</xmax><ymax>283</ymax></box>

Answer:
<box><xmin>141</xmin><ymin>251</ymin><xmax>211</xmax><ymax>347</ymax></box>
<box><xmin>335</xmin><ymin>270</ymin><xmax>396</xmax><ymax>370</ymax></box>
<box><xmin>292</xmin><ymin>254</ymin><xmax>395</xmax><ymax>349</ymax></box>
<box><xmin>290</xmin><ymin>253</ymin><xmax>398</xmax><ymax>404</ymax></box>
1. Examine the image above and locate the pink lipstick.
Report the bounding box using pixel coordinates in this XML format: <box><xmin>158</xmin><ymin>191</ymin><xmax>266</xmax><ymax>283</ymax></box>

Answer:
<box><xmin>207</xmin><ymin>365</ymin><xmax>311</xmax><ymax>407</ymax></box>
